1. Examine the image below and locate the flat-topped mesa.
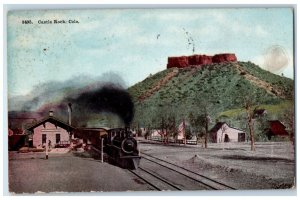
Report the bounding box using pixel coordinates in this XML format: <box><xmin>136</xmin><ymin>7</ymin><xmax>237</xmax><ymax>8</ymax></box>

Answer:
<box><xmin>167</xmin><ymin>53</ymin><xmax>237</xmax><ymax>69</ymax></box>
<box><xmin>167</xmin><ymin>56</ymin><xmax>189</xmax><ymax>68</ymax></box>
<box><xmin>212</xmin><ymin>53</ymin><xmax>237</xmax><ymax>63</ymax></box>
<box><xmin>188</xmin><ymin>55</ymin><xmax>213</xmax><ymax>65</ymax></box>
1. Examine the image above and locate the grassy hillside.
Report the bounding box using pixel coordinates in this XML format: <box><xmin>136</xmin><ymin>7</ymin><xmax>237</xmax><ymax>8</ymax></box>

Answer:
<box><xmin>128</xmin><ymin>70</ymin><xmax>169</xmax><ymax>101</ymax></box>
<box><xmin>128</xmin><ymin>61</ymin><xmax>294</xmax><ymax>130</ymax></box>
<box><xmin>218</xmin><ymin>101</ymin><xmax>292</xmax><ymax>119</ymax></box>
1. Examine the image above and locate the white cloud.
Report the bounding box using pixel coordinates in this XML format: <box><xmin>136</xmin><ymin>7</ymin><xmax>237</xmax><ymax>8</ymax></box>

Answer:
<box><xmin>252</xmin><ymin>47</ymin><xmax>293</xmax><ymax>78</ymax></box>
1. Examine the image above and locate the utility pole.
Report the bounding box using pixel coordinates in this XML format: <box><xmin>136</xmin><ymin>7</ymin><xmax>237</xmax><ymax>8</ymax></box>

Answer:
<box><xmin>101</xmin><ymin>138</ymin><xmax>104</xmax><ymax>163</ymax></box>
<box><xmin>45</xmin><ymin>139</ymin><xmax>49</xmax><ymax>159</ymax></box>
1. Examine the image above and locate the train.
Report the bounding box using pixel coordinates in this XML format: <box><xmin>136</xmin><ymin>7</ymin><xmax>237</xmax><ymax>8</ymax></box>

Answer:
<box><xmin>74</xmin><ymin>127</ymin><xmax>141</xmax><ymax>170</ymax></box>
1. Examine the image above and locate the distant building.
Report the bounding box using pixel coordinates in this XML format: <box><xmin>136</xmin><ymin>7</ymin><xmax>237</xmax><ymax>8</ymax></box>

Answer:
<box><xmin>266</xmin><ymin>120</ymin><xmax>289</xmax><ymax>139</ymax></box>
<box><xmin>150</xmin><ymin>129</ymin><xmax>165</xmax><ymax>138</ymax></box>
<box><xmin>210</xmin><ymin>122</ymin><xmax>246</xmax><ymax>143</ymax></box>
<box><xmin>8</xmin><ymin>128</ymin><xmax>27</xmax><ymax>150</ymax></box>
<box><xmin>8</xmin><ymin>111</ymin><xmax>41</xmax><ymax>148</ymax></box>
<box><xmin>177</xmin><ymin>121</ymin><xmax>187</xmax><ymax>140</ymax></box>
<box><xmin>177</xmin><ymin>120</ymin><xmax>196</xmax><ymax>140</ymax></box>
<box><xmin>27</xmin><ymin>111</ymin><xmax>74</xmax><ymax>148</ymax></box>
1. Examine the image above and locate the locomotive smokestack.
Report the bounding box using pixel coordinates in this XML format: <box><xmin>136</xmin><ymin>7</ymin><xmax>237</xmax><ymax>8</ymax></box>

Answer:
<box><xmin>67</xmin><ymin>103</ymin><xmax>72</xmax><ymax>125</ymax></box>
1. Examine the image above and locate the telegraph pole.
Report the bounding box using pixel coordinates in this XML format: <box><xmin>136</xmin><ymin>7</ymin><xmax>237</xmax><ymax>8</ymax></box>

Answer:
<box><xmin>45</xmin><ymin>139</ymin><xmax>49</xmax><ymax>159</ymax></box>
<box><xmin>183</xmin><ymin>119</ymin><xmax>186</xmax><ymax>145</ymax></box>
<box><xmin>101</xmin><ymin>138</ymin><xmax>104</xmax><ymax>163</ymax></box>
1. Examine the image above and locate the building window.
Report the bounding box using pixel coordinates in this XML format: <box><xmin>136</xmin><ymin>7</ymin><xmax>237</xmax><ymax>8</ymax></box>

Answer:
<box><xmin>42</xmin><ymin>134</ymin><xmax>46</xmax><ymax>144</ymax></box>
<box><xmin>56</xmin><ymin>134</ymin><xmax>60</xmax><ymax>144</ymax></box>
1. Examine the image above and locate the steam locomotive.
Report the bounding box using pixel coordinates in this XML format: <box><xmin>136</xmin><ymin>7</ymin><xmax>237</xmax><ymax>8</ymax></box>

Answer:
<box><xmin>74</xmin><ymin>127</ymin><xmax>141</xmax><ymax>170</ymax></box>
<box><xmin>105</xmin><ymin>128</ymin><xmax>141</xmax><ymax>169</ymax></box>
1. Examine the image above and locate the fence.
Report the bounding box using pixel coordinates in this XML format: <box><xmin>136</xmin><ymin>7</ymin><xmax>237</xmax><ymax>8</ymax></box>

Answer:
<box><xmin>55</xmin><ymin>140</ymin><xmax>71</xmax><ymax>148</ymax></box>
<box><xmin>149</xmin><ymin>136</ymin><xmax>197</xmax><ymax>145</ymax></box>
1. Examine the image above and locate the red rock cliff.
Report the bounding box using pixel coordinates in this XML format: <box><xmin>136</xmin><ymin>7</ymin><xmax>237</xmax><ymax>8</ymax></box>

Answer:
<box><xmin>167</xmin><ymin>53</ymin><xmax>237</xmax><ymax>69</ymax></box>
<box><xmin>212</xmin><ymin>53</ymin><xmax>237</xmax><ymax>63</ymax></box>
<box><xmin>167</xmin><ymin>56</ymin><xmax>189</xmax><ymax>68</ymax></box>
<box><xmin>188</xmin><ymin>55</ymin><xmax>213</xmax><ymax>66</ymax></box>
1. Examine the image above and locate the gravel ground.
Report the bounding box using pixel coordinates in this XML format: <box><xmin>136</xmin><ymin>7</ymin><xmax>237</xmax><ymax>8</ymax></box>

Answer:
<box><xmin>8</xmin><ymin>140</ymin><xmax>295</xmax><ymax>194</ymax></box>
<box><xmin>8</xmin><ymin>150</ymin><xmax>153</xmax><ymax>194</ymax></box>
<box><xmin>138</xmin><ymin>139</ymin><xmax>295</xmax><ymax>190</ymax></box>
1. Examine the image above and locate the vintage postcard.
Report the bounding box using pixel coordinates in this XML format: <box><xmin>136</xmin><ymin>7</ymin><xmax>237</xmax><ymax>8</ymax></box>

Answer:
<box><xmin>7</xmin><ymin>7</ymin><xmax>295</xmax><ymax>194</ymax></box>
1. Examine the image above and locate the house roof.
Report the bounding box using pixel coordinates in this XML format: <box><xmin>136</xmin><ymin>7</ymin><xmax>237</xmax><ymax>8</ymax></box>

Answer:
<box><xmin>210</xmin><ymin>122</ymin><xmax>226</xmax><ymax>133</ymax></box>
<box><xmin>268</xmin><ymin>120</ymin><xmax>288</xmax><ymax>136</ymax></box>
<box><xmin>210</xmin><ymin>122</ymin><xmax>245</xmax><ymax>133</ymax></box>
<box><xmin>27</xmin><ymin>116</ymin><xmax>75</xmax><ymax>132</ymax></box>
<box><xmin>268</xmin><ymin>120</ymin><xmax>286</xmax><ymax>128</ymax></box>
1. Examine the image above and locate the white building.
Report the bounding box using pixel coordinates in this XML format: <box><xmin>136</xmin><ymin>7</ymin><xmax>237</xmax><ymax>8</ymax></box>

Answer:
<box><xmin>210</xmin><ymin>122</ymin><xmax>245</xmax><ymax>143</ymax></box>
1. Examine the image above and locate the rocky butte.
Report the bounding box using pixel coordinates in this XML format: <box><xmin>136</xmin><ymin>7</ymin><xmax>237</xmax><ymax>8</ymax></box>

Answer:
<box><xmin>166</xmin><ymin>53</ymin><xmax>237</xmax><ymax>68</ymax></box>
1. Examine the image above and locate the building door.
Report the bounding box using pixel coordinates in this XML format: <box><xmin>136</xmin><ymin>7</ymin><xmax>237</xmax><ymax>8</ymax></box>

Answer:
<box><xmin>238</xmin><ymin>133</ymin><xmax>245</xmax><ymax>142</ymax></box>
<box><xmin>56</xmin><ymin>134</ymin><xmax>60</xmax><ymax>144</ymax></box>
<box><xmin>42</xmin><ymin>134</ymin><xmax>46</xmax><ymax>144</ymax></box>
<box><xmin>224</xmin><ymin>134</ymin><xmax>229</xmax><ymax>142</ymax></box>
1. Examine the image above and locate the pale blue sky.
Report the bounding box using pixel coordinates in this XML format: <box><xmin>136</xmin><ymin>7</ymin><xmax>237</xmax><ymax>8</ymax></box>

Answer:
<box><xmin>7</xmin><ymin>8</ymin><xmax>294</xmax><ymax>97</ymax></box>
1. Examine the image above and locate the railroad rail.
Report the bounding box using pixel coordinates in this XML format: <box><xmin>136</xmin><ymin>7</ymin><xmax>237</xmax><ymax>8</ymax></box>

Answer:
<box><xmin>140</xmin><ymin>152</ymin><xmax>237</xmax><ymax>190</ymax></box>
<box><xmin>128</xmin><ymin>167</ymin><xmax>182</xmax><ymax>191</ymax></box>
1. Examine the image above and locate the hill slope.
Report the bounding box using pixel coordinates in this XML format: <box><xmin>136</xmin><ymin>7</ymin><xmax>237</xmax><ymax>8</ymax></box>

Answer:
<box><xmin>128</xmin><ymin>61</ymin><xmax>294</xmax><ymax>127</ymax></box>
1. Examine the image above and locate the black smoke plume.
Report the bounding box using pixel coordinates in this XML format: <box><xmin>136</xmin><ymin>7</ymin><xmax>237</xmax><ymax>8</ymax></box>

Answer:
<box><xmin>67</xmin><ymin>84</ymin><xmax>134</xmax><ymax>126</ymax></box>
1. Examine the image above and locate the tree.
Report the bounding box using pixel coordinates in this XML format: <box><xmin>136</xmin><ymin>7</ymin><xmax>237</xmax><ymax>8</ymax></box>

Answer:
<box><xmin>239</xmin><ymin>84</ymin><xmax>265</xmax><ymax>151</ymax></box>
<box><xmin>280</xmin><ymin>94</ymin><xmax>295</xmax><ymax>146</ymax></box>
<box><xmin>199</xmin><ymin>112</ymin><xmax>211</xmax><ymax>148</ymax></box>
<box><xmin>243</xmin><ymin>96</ymin><xmax>258</xmax><ymax>151</ymax></box>
<box><xmin>189</xmin><ymin>113</ymin><xmax>209</xmax><ymax>141</ymax></box>
<box><xmin>185</xmin><ymin>125</ymin><xmax>193</xmax><ymax>140</ymax></box>
<box><xmin>150</xmin><ymin>104</ymin><xmax>176</xmax><ymax>144</ymax></box>
<box><xmin>188</xmin><ymin>94</ymin><xmax>213</xmax><ymax>148</ymax></box>
<box><xmin>162</xmin><ymin>106</ymin><xmax>176</xmax><ymax>144</ymax></box>
<box><xmin>283</xmin><ymin>108</ymin><xmax>295</xmax><ymax>146</ymax></box>
<box><xmin>255</xmin><ymin>115</ymin><xmax>269</xmax><ymax>142</ymax></box>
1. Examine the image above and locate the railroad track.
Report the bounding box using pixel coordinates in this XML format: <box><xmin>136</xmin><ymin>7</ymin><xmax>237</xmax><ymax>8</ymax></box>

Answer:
<box><xmin>128</xmin><ymin>168</ymin><xmax>182</xmax><ymax>191</ymax></box>
<box><xmin>139</xmin><ymin>152</ymin><xmax>237</xmax><ymax>190</ymax></box>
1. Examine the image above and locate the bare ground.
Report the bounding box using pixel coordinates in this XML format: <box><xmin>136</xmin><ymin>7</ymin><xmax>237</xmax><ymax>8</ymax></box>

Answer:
<box><xmin>138</xmin><ymin>139</ymin><xmax>295</xmax><ymax>190</ymax></box>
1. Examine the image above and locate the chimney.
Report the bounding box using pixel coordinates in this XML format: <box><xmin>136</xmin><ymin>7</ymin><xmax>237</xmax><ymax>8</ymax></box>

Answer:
<box><xmin>49</xmin><ymin>110</ymin><xmax>54</xmax><ymax>117</ymax></box>
<box><xmin>67</xmin><ymin>103</ymin><xmax>72</xmax><ymax>125</ymax></box>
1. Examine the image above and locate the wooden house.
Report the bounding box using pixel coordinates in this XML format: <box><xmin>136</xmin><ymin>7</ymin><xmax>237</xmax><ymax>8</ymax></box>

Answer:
<box><xmin>210</xmin><ymin>122</ymin><xmax>246</xmax><ymax>143</ymax></box>
<box><xmin>266</xmin><ymin>120</ymin><xmax>289</xmax><ymax>139</ymax></box>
